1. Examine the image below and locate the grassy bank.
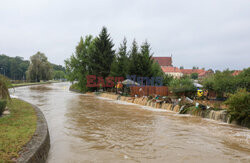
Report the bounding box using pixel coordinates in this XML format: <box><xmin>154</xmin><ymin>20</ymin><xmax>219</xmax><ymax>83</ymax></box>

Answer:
<box><xmin>0</xmin><ymin>99</ymin><xmax>37</xmax><ymax>162</ymax></box>
<box><xmin>11</xmin><ymin>80</ymin><xmax>59</xmax><ymax>88</ymax></box>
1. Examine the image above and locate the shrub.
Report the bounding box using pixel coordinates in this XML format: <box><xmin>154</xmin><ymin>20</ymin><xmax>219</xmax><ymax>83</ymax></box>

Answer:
<box><xmin>191</xmin><ymin>73</ymin><xmax>198</xmax><ymax>79</ymax></box>
<box><xmin>0</xmin><ymin>99</ymin><xmax>7</xmax><ymax>116</ymax></box>
<box><xmin>169</xmin><ymin>77</ymin><xmax>196</xmax><ymax>97</ymax></box>
<box><xmin>225</xmin><ymin>89</ymin><xmax>250</xmax><ymax>127</ymax></box>
<box><xmin>69</xmin><ymin>83</ymin><xmax>81</xmax><ymax>92</ymax></box>
<box><xmin>202</xmin><ymin>68</ymin><xmax>250</xmax><ymax>98</ymax></box>
<box><xmin>0</xmin><ymin>75</ymin><xmax>11</xmax><ymax>99</ymax></box>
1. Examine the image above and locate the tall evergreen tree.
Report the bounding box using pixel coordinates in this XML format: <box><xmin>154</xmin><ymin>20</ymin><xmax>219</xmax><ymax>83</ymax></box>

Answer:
<box><xmin>128</xmin><ymin>40</ymin><xmax>156</xmax><ymax>77</ymax></box>
<box><xmin>110</xmin><ymin>38</ymin><xmax>129</xmax><ymax>78</ymax></box>
<box><xmin>139</xmin><ymin>41</ymin><xmax>154</xmax><ymax>77</ymax></box>
<box><xmin>88</xmin><ymin>27</ymin><xmax>115</xmax><ymax>79</ymax></box>
<box><xmin>128</xmin><ymin>39</ymin><xmax>140</xmax><ymax>76</ymax></box>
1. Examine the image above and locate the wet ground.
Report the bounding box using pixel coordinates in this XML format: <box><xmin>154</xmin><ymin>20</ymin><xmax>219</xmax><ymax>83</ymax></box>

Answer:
<box><xmin>10</xmin><ymin>83</ymin><xmax>250</xmax><ymax>163</ymax></box>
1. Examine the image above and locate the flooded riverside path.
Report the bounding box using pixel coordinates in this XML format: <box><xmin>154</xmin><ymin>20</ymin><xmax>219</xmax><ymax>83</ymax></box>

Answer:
<box><xmin>11</xmin><ymin>83</ymin><xmax>250</xmax><ymax>163</ymax></box>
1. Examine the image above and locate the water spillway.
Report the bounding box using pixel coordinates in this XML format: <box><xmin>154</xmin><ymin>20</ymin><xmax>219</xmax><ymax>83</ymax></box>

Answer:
<box><xmin>11</xmin><ymin>83</ymin><xmax>250</xmax><ymax>162</ymax></box>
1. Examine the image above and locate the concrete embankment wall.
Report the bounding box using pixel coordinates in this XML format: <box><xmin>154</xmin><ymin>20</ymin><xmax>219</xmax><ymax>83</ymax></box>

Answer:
<box><xmin>17</xmin><ymin>100</ymin><xmax>50</xmax><ymax>163</ymax></box>
<box><xmin>99</xmin><ymin>93</ymin><xmax>230</xmax><ymax>124</ymax></box>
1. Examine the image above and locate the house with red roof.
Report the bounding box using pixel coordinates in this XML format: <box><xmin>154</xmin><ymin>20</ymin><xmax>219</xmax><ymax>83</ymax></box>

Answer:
<box><xmin>180</xmin><ymin>69</ymin><xmax>214</xmax><ymax>78</ymax></box>
<box><xmin>180</xmin><ymin>69</ymin><xmax>205</xmax><ymax>75</ymax></box>
<box><xmin>161</xmin><ymin>66</ymin><xmax>183</xmax><ymax>78</ymax></box>
<box><xmin>232</xmin><ymin>70</ymin><xmax>242</xmax><ymax>76</ymax></box>
<box><xmin>152</xmin><ymin>56</ymin><xmax>213</xmax><ymax>79</ymax></box>
<box><xmin>152</xmin><ymin>57</ymin><xmax>173</xmax><ymax>67</ymax></box>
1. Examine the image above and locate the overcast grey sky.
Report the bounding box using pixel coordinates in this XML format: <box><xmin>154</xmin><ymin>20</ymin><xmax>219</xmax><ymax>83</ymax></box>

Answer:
<box><xmin>1</xmin><ymin>0</ymin><xmax>250</xmax><ymax>70</ymax></box>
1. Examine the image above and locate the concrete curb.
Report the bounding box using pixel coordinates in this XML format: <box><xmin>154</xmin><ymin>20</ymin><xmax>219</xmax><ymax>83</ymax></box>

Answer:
<box><xmin>17</xmin><ymin>99</ymin><xmax>50</xmax><ymax>163</ymax></box>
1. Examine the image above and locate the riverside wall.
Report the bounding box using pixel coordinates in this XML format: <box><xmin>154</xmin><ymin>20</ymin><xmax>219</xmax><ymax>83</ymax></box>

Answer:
<box><xmin>17</xmin><ymin>100</ymin><xmax>50</xmax><ymax>163</ymax></box>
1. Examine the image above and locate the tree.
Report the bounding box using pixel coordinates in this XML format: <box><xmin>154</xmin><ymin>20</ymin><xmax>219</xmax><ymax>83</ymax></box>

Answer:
<box><xmin>128</xmin><ymin>39</ymin><xmax>140</xmax><ymax>76</ymax></box>
<box><xmin>51</xmin><ymin>64</ymin><xmax>66</xmax><ymax>72</ymax></box>
<box><xmin>202</xmin><ymin>69</ymin><xmax>242</xmax><ymax>97</ymax></box>
<box><xmin>88</xmin><ymin>27</ymin><xmax>115</xmax><ymax>79</ymax></box>
<box><xmin>191</xmin><ymin>73</ymin><xmax>198</xmax><ymax>79</ymax></box>
<box><xmin>237</xmin><ymin>67</ymin><xmax>250</xmax><ymax>92</ymax></box>
<box><xmin>53</xmin><ymin>70</ymin><xmax>65</xmax><ymax>80</ymax></box>
<box><xmin>170</xmin><ymin>77</ymin><xmax>196</xmax><ymax>97</ymax></box>
<box><xmin>225</xmin><ymin>89</ymin><xmax>250</xmax><ymax>127</ymax></box>
<box><xmin>180</xmin><ymin>66</ymin><xmax>184</xmax><ymax>69</ymax></box>
<box><xmin>65</xmin><ymin>35</ymin><xmax>93</xmax><ymax>92</ymax></box>
<box><xmin>110</xmin><ymin>38</ymin><xmax>129</xmax><ymax>78</ymax></box>
<box><xmin>26</xmin><ymin>52</ymin><xmax>53</xmax><ymax>82</ymax></box>
<box><xmin>0</xmin><ymin>55</ymin><xmax>29</xmax><ymax>80</ymax></box>
<box><xmin>151</xmin><ymin>61</ymin><xmax>163</xmax><ymax>77</ymax></box>
<box><xmin>140</xmin><ymin>41</ymin><xmax>154</xmax><ymax>77</ymax></box>
<box><xmin>128</xmin><ymin>40</ymin><xmax>155</xmax><ymax>77</ymax></box>
<box><xmin>208</xmin><ymin>68</ymin><xmax>214</xmax><ymax>73</ymax></box>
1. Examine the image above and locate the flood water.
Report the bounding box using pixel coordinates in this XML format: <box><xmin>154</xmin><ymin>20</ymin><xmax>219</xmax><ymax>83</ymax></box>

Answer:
<box><xmin>10</xmin><ymin>83</ymin><xmax>250</xmax><ymax>163</ymax></box>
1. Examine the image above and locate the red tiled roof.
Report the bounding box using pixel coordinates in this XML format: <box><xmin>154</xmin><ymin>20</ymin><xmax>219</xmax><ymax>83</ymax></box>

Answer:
<box><xmin>161</xmin><ymin>66</ymin><xmax>182</xmax><ymax>73</ymax></box>
<box><xmin>181</xmin><ymin>69</ymin><xmax>205</xmax><ymax>75</ymax></box>
<box><xmin>153</xmin><ymin>57</ymin><xmax>172</xmax><ymax>67</ymax></box>
<box><xmin>198</xmin><ymin>71</ymin><xmax>207</xmax><ymax>77</ymax></box>
<box><xmin>232</xmin><ymin>70</ymin><xmax>242</xmax><ymax>76</ymax></box>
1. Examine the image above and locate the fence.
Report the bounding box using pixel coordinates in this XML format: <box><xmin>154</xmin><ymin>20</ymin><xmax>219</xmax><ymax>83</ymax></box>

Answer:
<box><xmin>130</xmin><ymin>86</ymin><xmax>169</xmax><ymax>97</ymax></box>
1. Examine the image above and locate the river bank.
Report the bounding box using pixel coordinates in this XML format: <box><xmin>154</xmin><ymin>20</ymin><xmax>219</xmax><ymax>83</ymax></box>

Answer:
<box><xmin>0</xmin><ymin>99</ymin><xmax>36</xmax><ymax>161</ymax></box>
<box><xmin>11</xmin><ymin>81</ymin><xmax>60</xmax><ymax>88</ymax></box>
<box><xmin>0</xmin><ymin>98</ymin><xmax>50</xmax><ymax>162</ymax></box>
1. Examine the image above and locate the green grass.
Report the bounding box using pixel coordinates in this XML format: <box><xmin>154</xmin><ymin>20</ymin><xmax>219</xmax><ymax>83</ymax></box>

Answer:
<box><xmin>11</xmin><ymin>81</ymin><xmax>52</xmax><ymax>87</ymax></box>
<box><xmin>0</xmin><ymin>99</ymin><xmax>37</xmax><ymax>162</ymax></box>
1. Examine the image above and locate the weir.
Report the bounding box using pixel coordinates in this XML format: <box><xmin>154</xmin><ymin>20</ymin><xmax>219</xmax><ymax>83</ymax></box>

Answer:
<box><xmin>99</xmin><ymin>93</ymin><xmax>231</xmax><ymax>124</ymax></box>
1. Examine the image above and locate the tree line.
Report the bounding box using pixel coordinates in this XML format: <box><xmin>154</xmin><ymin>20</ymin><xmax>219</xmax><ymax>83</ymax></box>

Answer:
<box><xmin>202</xmin><ymin>68</ymin><xmax>250</xmax><ymax>97</ymax></box>
<box><xmin>65</xmin><ymin>27</ymin><xmax>168</xmax><ymax>92</ymax></box>
<box><xmin>0</xmin><ymin>53</ymin><xmax>66</xmax><ymax>81</ymax></box>
<box><xmin>0</xmin><ymin>55</ymin><xmax>29</xmax><ymax>80</ymax></box>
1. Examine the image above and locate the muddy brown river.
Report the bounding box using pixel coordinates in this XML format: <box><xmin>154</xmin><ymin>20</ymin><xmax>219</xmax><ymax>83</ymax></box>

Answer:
<box><xmin>10</xmin><ymin>83</ymin><xmax>250</xmax><ymax>163</ymax></box>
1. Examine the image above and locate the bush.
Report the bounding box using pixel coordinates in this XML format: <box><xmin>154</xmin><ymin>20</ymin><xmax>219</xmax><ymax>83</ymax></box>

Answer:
<box><xmin>70</xmin><ymin>83</ymin><xmax>80</xmax><ymax>91</ymax></box>
<box><xmin>0</xmin><ymin>100</ymin><xmax>7</xmax><ymax>116</ymax></box>
<box><xmin>202</xmin><ymin>68</ymin><xmax>250</xmax><ymax>98</ymax></box>
<box><xmin>191</xmin><ymin>73</ymin><xmax>198</xmax><ymax>79</ymax></box>
<box><xmin>0</xmin><ymin>75</ymin><xmax>11</xmax><ymax>99</ymax></box>
<box><xmin>225</xmin><ymin>89</ymin><xmax>250</xmax><ymax>127</ymax></box>
<box><xmin>169</xmin><ymin>77</ymin><xmax>196</xmax><ymax>97</ymax></box>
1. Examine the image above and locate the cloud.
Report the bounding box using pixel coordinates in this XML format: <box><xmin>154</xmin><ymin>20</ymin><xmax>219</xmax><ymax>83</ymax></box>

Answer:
<box><xmin>0</xmin><ymin>0</ymin><xmax>250</xmax><ymax>70</ymax></box>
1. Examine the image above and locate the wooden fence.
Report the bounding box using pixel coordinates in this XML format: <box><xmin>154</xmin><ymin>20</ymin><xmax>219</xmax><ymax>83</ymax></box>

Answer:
<box><xmin>130</xmin><ymin>86</ymin><xmax>169</xmax><ymax>97</ymax></box>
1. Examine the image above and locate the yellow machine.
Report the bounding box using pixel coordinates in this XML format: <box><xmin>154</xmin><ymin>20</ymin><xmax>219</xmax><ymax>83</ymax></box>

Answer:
<box><xmin>197</xmin><ymin>89</ymin><xmax>203</xmax><ymax>97</ymax></box>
